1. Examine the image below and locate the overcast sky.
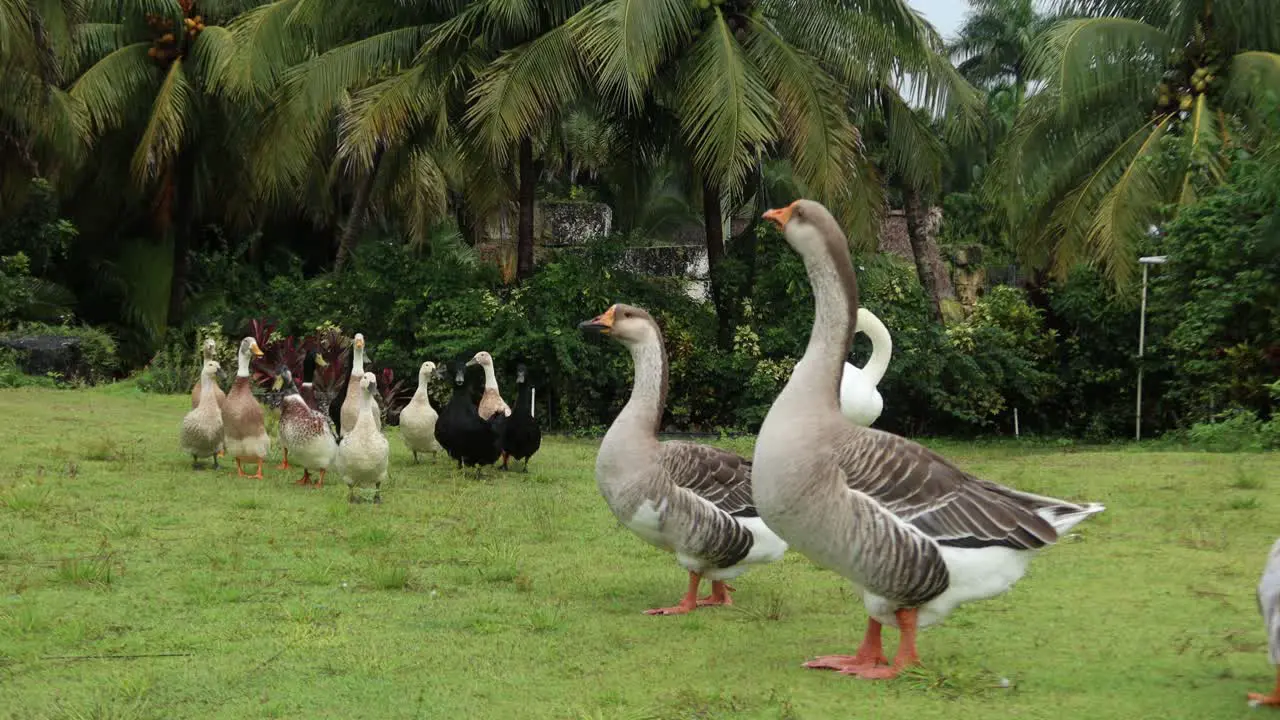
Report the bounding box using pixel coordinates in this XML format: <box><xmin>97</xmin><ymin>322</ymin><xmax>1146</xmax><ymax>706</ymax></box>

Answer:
<box><xmin>910</xmin><ymin>0</ymin><xmax>969</xmax><ymax>40</ymax></box>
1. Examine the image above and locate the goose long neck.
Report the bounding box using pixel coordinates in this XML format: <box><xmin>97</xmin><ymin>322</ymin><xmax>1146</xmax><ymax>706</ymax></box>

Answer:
<box><xmin>237</xmin><ymin>349</ymin><xmax>251</xmax><ymax>378</ymax></box>
<box><xmin>617</xmin><ymin>335</ymin><xmax>667</xmax><ymax>436</ymax></box>
<box><xmin>793</xmin><ymin>252</ymin><xmax>857</xmax><ymax>408</ymax></box>
<box><xmin>858</xmin><ymin>310</ymin><xmax>892</xmax><ymax>386</ymax></box>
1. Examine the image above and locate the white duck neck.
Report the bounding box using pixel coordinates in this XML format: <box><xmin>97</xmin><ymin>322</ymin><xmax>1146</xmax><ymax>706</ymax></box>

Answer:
<box><xmin>236</xmin><ymin>347</ymin><xmax>252</xmax><ymax>378</ymax></box>
<box><xmin>352</xmin><ymin>345</ymin><xmax>366</xmax><ymax>376</ymax></box>
<box><xmin>856</xmin><ymin>308</ymin><xmax>892</xmax><ymax>387</ymax></box>
<box><xmin>481</xmin><ymin>363</ymin><xmax>499</xmax><ymax>391</ymax></box>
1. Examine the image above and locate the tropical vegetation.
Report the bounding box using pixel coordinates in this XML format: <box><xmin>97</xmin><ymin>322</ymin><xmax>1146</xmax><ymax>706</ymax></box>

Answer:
<box><xmin>0</xmin><ymin>0</ymin><xmax>1277</xmax><ymax>442</ymax></box>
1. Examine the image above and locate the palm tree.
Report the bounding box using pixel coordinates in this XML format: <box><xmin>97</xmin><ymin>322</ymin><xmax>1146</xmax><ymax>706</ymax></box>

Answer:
<box><xmin>991</xmin><ymin>0</ymin><xmax>1280</xmax><ymax>287</ymax></box>
<box><xmin>949</xmin><ymin>0</ymin><xmax>1054</xmax><ymax>101</ymax></box>
<box><xmin>467</xmin><ymin>0</ymin><xmax>978</xmax><ymax>342</ymax></box>
<box><xmin>68</xmin><ymin>0</ymin><xmax>249</xmax><ymax>326</ymax></box>
<box><xmin>0</xmin><ymin>0</ymin><xmax>83</xmax><ymax>213</ymax></box>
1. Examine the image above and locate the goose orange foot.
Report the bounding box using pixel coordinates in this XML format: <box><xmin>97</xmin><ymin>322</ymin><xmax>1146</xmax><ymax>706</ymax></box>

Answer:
<box><xmin>1249</xmin><ymin>671</ymin><xmax>1280</xmax><ymax>707</ymax></box>
<box><xmin>645</xmin><ymin>571</ymin><xmax>701</xmax><ymax>616</ymax></box>
<box><xmin>696</xmin><ymin>581</ymin><xmax>735</xmax><ymax>607</ymax></box>
<box><xmin>805</xmin><ymin>618</ymin><xmax>890</xmax><ymax>672</ymax></box>
<box><xmin>842</xmin><ymin>609</ymin><xmax>920</xmax><ymax>680</ymax></box>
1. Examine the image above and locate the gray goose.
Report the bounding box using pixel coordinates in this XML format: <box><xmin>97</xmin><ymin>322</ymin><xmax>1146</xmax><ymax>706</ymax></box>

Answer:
<box><xmin>752</xmin><ymin>199</ymin><xmax>1104</xmax><ymax>679</ymax></box>
<box><xmin>580</xmin><ymin>304</ymin><xmax>787</xmax><ymax>615</ymax></box>
<box><xmin>1250</xmin><ymin>538</ymin><xmax>1280</xmax><ymax>706</ymax></box>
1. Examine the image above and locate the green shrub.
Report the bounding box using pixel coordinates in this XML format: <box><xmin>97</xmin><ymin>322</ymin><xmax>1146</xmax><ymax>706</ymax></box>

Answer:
<box><xmin>1182</xmin><ymin>409</ymin><xmax>1280</xmax><ymax>452</ymax></box>
<box><xmin>0</xmin><ymin>322</ymin><xmax>119</xmax><ymax>384</ymax></box>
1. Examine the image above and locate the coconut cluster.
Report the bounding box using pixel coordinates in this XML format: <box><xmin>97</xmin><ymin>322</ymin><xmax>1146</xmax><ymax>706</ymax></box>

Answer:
<box><xmin>690</xmin><ymin>0</ymin><xmax>761</xmax><ymax>43</ymax></box>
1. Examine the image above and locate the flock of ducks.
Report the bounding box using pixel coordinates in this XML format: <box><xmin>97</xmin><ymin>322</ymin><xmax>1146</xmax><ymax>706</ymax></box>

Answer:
<box><xmin>172</xmin><ymin>196</ymin><xmax>1280</xmax><ymax>695</ymax></box>
<box><xmin>179</xmin><ymin>332</ymin><xmax>542</xmax><ymax>503</ymax></box>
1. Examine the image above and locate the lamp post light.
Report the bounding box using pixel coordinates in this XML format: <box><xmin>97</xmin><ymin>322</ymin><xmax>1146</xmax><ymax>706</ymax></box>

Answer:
<box><xmin>1135</xmin><ymin>255</ymin><xmax>1168</xmax><ymax>441</ymax></box>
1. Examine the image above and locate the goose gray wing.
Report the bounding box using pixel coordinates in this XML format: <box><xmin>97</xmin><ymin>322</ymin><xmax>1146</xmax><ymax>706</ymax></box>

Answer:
<box><xmin>660</xmin><ymin>441</ymin><xmax>756</xmax><ymax>516</ymax></box>
<box><xmin>1260</xmin><ymin>540</ymin><xmax>1280</xmax><ymax>664</ymax></box>
<box><xmin>833</xmin><ymin>428</ymin><xmax>1061</xmax><ymax>550</ymax></box>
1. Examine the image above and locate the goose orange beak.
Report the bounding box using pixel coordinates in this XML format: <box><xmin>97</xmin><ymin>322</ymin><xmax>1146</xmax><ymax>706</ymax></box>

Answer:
<box><xmin>578</xmin><ymin>306</ymin><xmax>616</xmax><ymax>334</ymax></box>
<box><xmin>763</xmin><ymin>203</ymin><xmax>794</xmax><ymax>229</ymax></box>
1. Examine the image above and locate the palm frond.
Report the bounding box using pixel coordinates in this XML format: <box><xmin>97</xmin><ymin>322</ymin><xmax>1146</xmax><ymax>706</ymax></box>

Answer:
<box><xmin>465</xmin><ymin>22</ymin><xmax>587</xmax><ymax>162</ymax></box>
<box><xmin>568</xmin><ymin>0</ymin><xmax>693</xmax><ymax>109</ymax></box>
<box><xmin>339</xmin><ymin>65</ymin><xmax>443</xmax><ymax>172</ymax></box>
<box><xmin>675</xmin><ymin>9</ymin><xmax>776</xmax><ymax>192</ymax></box>
<box><xmin>130</xmin><ymin>57</ymin><xmax>191</xmax><ymax>184</ymax></box>
<box><xmin>69</xmin><ymin>42</ymin><xmax>159</xmax><ymax>135</ymax></box>
<box><xmin>1178</xmin><ymin>93</ymin><xmax>1223</xmax><ymax>205</ymax></box>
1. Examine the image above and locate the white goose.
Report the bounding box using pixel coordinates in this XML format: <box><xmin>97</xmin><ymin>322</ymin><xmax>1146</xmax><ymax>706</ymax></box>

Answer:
<box><xmin>753</xmin><ymin>199</ymin><xmax>1104</xmax><ymax>679</ymax></box>
<box><xmin>840</xmin><ymin>308</ymin><xmax>891</xmax><ymax>427</ymax></box>
<box><xmin>580</xmin><ymin>304</ymin><xmax>787</xmax><ymax>615</ymax></box>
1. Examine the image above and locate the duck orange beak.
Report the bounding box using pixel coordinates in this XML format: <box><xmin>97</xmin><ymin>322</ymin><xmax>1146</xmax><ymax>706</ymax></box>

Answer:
<box><xmin>578</xmin><ymin>305</ymin><xmax>616</xmax><ymax>334</ymax></box>
<box><xmin>762</xmin><ymin>203</ymin><xmax>795</xmax><ymax>229</ymax></box>
<box><xmin>250</xmin><ymin>341</ymin><xmax>264</xmax><ymax>357</ymax></box>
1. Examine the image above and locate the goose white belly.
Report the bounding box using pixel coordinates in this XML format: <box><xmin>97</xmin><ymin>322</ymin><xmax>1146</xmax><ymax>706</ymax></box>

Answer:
<box><xmin>862</xmin><ymin>544</ymin><xmax>1036</xmax><ymax>629</ymax></box>
<box><xmin>624</xmin><ymin>499</ymin><xmax>788</xmax><ymax>580</ymax></box>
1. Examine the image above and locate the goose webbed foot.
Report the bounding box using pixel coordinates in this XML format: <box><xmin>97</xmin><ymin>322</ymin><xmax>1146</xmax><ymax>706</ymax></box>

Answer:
<box><xmin>645</xmin><ymin>571</ymin><xmax>701</xmax><ymax>616</ymax></box>
<box><xmin>1250</xmin><ymin>670</ymin><xmax>1280</xmax><ymax>707</ymax></box>
<box><xmin>696</xmin><ymin>581</ymin><xmax>735</xmax><ymax>607</ymax></box>
<box><xmin>836</xmin><ymin>609</ymin><xmax>920</xmax><ymax>680</ymax></box>
<box><xmin>805</xmin><ymin>617</ymin><xmax>890</xmax><ymax>672</ymax></box>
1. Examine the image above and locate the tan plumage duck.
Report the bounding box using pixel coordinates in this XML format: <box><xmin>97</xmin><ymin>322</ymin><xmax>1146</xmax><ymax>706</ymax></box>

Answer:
<box><xmin>466</xmin><ymin>351</ymin><xmax>511</xmax><ymax>420</ymax></box>
<box><xmin>190</xmin><ymin>338</ymin><xmax>226</xmax><ymax>409</ymax></box>
<box><xmin>580</xmin><ymin>304</ymin><xmax>787</xmax><ymax>615</ymax></box>
<box><xmin>336</xmin><ymin>372</ymin><xmax>389</xmax><ymax>503</ymax></box>
<box><xmin>181</xmin><ymin>360</ymin><xmax>224</xmax><ymax>469</ymax></box>
<box><xmin>753</xmin><ymin>200</ymin><xmax>1104</xmax><ymax>679</ymax></box>
<box><xmin>400</xmin><ymin>361</ymin><xmax>442</xmax><ymax>463</ymax></box>
<box><xmin>339</xmin><ymin>333</ymin><xmax>380</xmax><ymax>436</ymax></box>
<box><xmin>221</xmin><ymin>336</ymin><xmax>270</xmax><ymax>479</ymax></box>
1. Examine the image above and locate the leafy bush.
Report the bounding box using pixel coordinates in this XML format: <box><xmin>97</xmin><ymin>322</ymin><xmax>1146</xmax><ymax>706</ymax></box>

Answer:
<box><xmin>0</xmin><ymin>348</ymin><xmax>57</xmax><ymax>388</ymax></box>
<box><xmin>1181</xmin><ymin>409</ymin><xmax>1280</xmax><ymax>452</ymax></box>
<box><xmin>1149</xmin><ymin>142</ymin><xmax>1280</xmax><ymax>426</ymax></box>
<box><xmin>0</xmin><ymin>322</ymin><xmax>119</xmax><ymax>384</ymax></box>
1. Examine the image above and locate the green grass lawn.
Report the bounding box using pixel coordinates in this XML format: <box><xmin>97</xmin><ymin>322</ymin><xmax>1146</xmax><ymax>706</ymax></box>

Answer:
<box><xmin>1</xmin><ymin>385</ymin><xmax>1277</xmax><ymax>719</ymax></box>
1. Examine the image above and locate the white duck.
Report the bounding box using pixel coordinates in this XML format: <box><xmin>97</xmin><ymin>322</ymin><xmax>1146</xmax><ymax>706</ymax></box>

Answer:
<box><xmin>336</xmin><ymin>372</ymin><xmax>389</xmax><ymax>504</ymax></box>
<box><xmin>753</xmin><ymin>199</ymin><xmax>1104</xmax><ymax>679</ymax></box>
<box><xmin>400</xmin><ymin>361</ymin><xmax>442</xmax><ymax>463</ymax></box>
<box><xmin>181</xmin><ymin>360</ymin><xmax>224</xmax><ymax>469</ymax></box>
<box><xmin>840</xmin><ymin>308</ymin><xmax>892</xmax><ymax>427</ymax></box>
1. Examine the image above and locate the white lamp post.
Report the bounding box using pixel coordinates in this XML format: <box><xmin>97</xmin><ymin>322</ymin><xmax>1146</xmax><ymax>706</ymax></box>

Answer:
<box><xmin>1135</xmin><ymin>255</ymin><xmax>1168</xmax><ymax>441</ymax></box>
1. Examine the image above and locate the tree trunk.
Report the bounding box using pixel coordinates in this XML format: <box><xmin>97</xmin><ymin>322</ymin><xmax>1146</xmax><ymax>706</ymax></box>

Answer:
<box><xmin>516</xmin><ymin>137</ymin><xmax>536</xmax><ymax>282</ymax></box>
<box><xmin>702</xmin><ymin>178</ymin><xmax>732</xmax><ymax>349</ymax></box>
<box><xmin>166</xmin><ymin>152</ymin><xmax>197</xmax><ymax>328</ymax></box>
<box><xmin>904</xmin><ymin>187</ymin><xmax>942</xmax><ymax>323</ymax></box>
<box><xmin>335</xmin><ymin>148</ymin><xmax>384</xmax><ymax>271</ymax></box>
<box><xmin>451</xmin><ymin>191</ymin><xmax>477</xmax><ymax>246</ymax></box>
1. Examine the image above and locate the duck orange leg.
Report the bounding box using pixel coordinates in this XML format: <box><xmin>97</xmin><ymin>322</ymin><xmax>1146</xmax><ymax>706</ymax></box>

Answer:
<box><xmin>644</xmin><ymin>571</ymin><xmax>700</xmax><ymax>616</ymax></box>
<box><xmin>1249</xmin><ymin>668</ymin><xmax>1280</xmax><ymax>706</ymax></box>
<box><xmin>296</xmin><ymin>469</ymin><xmax>311</xmax><ymax>486</ymax></box>
<box><xmin>847</xmin><ymin>608</ymin><xmax>921</xmax><ymax>680</ymax></box>
<box><xmin>697</xmin><ymin>581</ymin><xmax>735</xmax><ymax>607</ymax></box>
<box><xmin>243</xmin><ymin>457</ymin><xmax>264</xmax><ymax>481</ymax></box>
<box><xmin>314</xmin><ymin>469</ymin><xmax>326</xmax><ymax>489</ymax></box>
<box><xmin>235</xmin><ymin>457</ymin><xmax>246</xmax><ymax>477</ymax></box>
<box><xmin>805</xmin><ymin>617</ymin><xmax>890</xmax><ymax>672</ymax></box>
<box><xmin>278</xmin><ymin>449</ymin><xmax>290</xmax><ymax>470</ymax></box>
